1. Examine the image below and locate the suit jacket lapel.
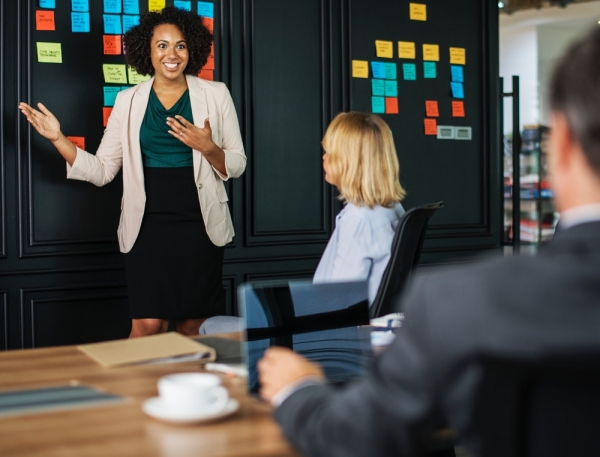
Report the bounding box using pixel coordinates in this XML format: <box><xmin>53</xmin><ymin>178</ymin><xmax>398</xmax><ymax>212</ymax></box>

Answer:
<box><xmin>128</xmin><ymin>78</ymin><xmax>153</xmax><ymax>190</ymax></box>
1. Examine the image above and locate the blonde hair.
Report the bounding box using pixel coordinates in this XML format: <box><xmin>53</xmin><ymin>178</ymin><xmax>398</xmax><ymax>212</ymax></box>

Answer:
<box><xmin>322</xmin><ymin>112</ymin><xmax>406</xmax><ymax>208</ymax></box>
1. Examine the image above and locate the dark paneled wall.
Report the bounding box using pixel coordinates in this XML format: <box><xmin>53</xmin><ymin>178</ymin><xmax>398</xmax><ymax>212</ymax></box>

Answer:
<box><xmin>0</xmin><ymin>0</ymin><xmax>500</xmax><ymax>349</ymax></box>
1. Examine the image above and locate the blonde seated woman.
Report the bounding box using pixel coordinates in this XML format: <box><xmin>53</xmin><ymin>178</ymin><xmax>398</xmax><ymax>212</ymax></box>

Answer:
<box><xmin>200</xmin><ymin>112</ymin><xmax>406</xmax><ymax>334</ymax></box>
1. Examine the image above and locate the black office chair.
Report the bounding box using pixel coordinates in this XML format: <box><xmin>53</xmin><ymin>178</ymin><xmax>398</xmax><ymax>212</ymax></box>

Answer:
<box><xmin>369</xmin><ymin>201</ymin><xmax>443</xmax><ymax>319</ymax></box>
<box><xmin>468</xmin><ymin>354</ymin><xmax>600</xmax><ymax>457</ymax></box>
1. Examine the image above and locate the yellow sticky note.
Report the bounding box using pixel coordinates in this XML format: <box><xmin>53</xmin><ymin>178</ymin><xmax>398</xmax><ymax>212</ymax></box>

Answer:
<box><xmin>37</xmin><ymin>42</ymin><xmax>62</xmax><ymax>64</ymax></box>
<box><xmin>409</xmin><ymin>3</ymin><xmax>427</xmax><ymax>21</ymax></box>
<box><xmin>398</xmin><ymin>41</ymin><xmax>415</xmax><ymax>59</ymax></box>
<box><xmin>375</xmin><ymin>40</ymin><xmax>393</xmax><ymax>59</ymax></box>
<box><xmin>352</xmin><ymin>60</ymin><xmax>369</xmax><ymax>78</ymax></box>
<box><xmin>422</xmin><ymin>44</ymin><xmax>439</xmax><ymax>62</ymax></box>
<box><xmin>450</xmin><ymin>47</ymin><xmax>466</xmax><ymax>65</ymax></box>
<box><xmin>148</xmin><ymin>0</ymin><xmax>165</xmax><ymax>12</ymax></box>
<box><xmin>127</xmin><ymin>67</ymin><xmax>151</xmax><ymax>85</ymax></box>
<box><xmin>103</xmin><ymin>64</ymin><xmax>128</xmax><ymax>84</ymax></box>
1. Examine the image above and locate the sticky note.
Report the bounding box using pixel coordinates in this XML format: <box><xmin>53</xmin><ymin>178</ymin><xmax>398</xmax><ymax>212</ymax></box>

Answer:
<box><xmin>372</xmin><ymin>79</ymin><xmax>385</xmax><ymax>96</ymax></box>
<box><xmin>203</xmin><ymin>42</ymin><xmax>215</xmax><ymax>70</ymax></box>
<box><xmin>385</xmin><ymin>98</ymin><xmax>398</xmax><ymax>114</ymax></box>
<box><xmin>452</xmin><ymin>101</ymin><xmax>465</xmax><ymax>117</ymax></box>
<box><xmin>450</xmin><ymin>47</ymin><xmax>466</xmax><ymax>65</ymax></box>
<box><xmin>103</xmin><ymin>107</ymin><xmax>113</xmax><ymax>127</ymax></box>
<box><xmin>451</xmin><ymin>65</ymin><xmax>464</xmax><ymax>82</ymax></box>
<box><xmin>437</xmin><ymin>126</ymin><xmax>455</xmax><ymax>140</ymax></box>
<box><xmin>103</xmin><ymin>35</ymin><xmax>121</xmax><ymax>55</ymax></box>
<box><xmin>423</xmin><ymin>62</ymin><xmax>436</xmax><ymax>79</ymax></box>
<box><xmin>198</xmin><ymin>1</ymin><xmax>214</xmax><ymax>18</ymax></box>
<box><xmin>103</xmin><ymin>64</ymin><xmax>127</xmax><ymax>83</ymax></box>
<box><xmin>72</xmin><ymin>0</ymin><xmax>89</xmax><ymax>12</ymax></box>
<box><xmin>383</xmin><ymin>63</ymin><xmax>397</xmax><ymax>80</ymax></box>
<box><xmin>123</xmin><ymin>0</ymin><xmax>139</xmax><ymax>14</ymax></box>
<box><xmin>40</xmin><ymin>0</ymin><xmax>55</xmax><ymax>8</ymax></box>
<box><xmin>103</xmin><ymin>86</ymin><xmax>121</xmax><ymax>106</ymax></box>
<box><xmin>384</xmin><ymin>80</ymin><xmax>397</xmax><ymax>97</ymax></box>
<box><xmin>72</xmin><ymin>12</ymin><xmax>90</xmax><ymax>33</ymax></box>
<box><xmin>425</xmin><ymin>101</ymin><xmax>439</xmax><ymax>117</ymax></box>
<box><xmin>451</xmin><ymin>82</ymin><xmax>464</xmax><ymax>99</ymax></box>
<box><xmin>424</xmin><ymin>119</ymin><xmax>437</xmax><ymax>136</ymax></box>
<box><xmin>398</xmin><ymin>41</ymin><xmax>415</xmax><ymax>59</ymax></box>
<box><xmin>128</xmin><ymin>66</ymin><xmax>151</xmax><ymax>84</ymax></box>
<box><xmin>149</xmin><ymin>0</ymin><xmax>166</xmax><ymax>12</ymax></box>
<box><xmin>122</xmin><ymin>15</ymin><xmax>140</xmax><ymax>33</ymax></box>
<box><xmin>372</xmin><ymin>97</ymin><xmax>385</xmax><ymax>114</ymax></box>
<box><xmin>67</xmin><ymin>136</ymin><xmax>85</xmax><ymax>150</ymax></box>
<box><xmin>36</xmin><ymin>11</ymin><xmax>55</xmax><ymax>30</ymax></box>
<box><xmin>375</xmin><ymin>40</ymin><xmax>393</xmax><ymax>58</ymax></box>
<box><xmin>104</xmin><ymin>0</ymin><xmax>121</xmax><ymax>13</ymax></box>
<box><xmin>352</xmin><ymin>61</ymin><xmax>369</xmax><ymax>78</ymax></box>
<box><xmin>202</xmin><ymin>17</ymin><xmax>214</xmax><ymax>33</ymax></box>
<box><xmin>198</xmin><ymin>69</ymin><xmax>213</xmax><ymax>80</ymax></box>
<box><xmin>370</xmin><ymin>62</ymin><xmax>385</xmax><ymax>79</ymax></box>
<box><xmin>103</xmin><ymin>14</ymin><xmax>122</xmax><ymax>34</ymax></box>
<box><xmin>409</xmin><ymin>3</ymin><xmax>426</xmax><ymax>21</ymax></box>
<box><xmin>455</xmin><ymin>127</ymin><xmax>472</xmax><ymax>140</ymax></box>
<box><xmin>36</xmin><ymin>42</ymin><xmax>62</xmax><ymax>63</ymax></box>
<box><xmin>402</xmin><ymin>63</ymin><xmax>416</xmax><ymax>80</ymax></box>
<box><xmin>174</xmin><ymin>0</ymin><xmax>191</xmax><ymax>10</ymax></box>
<box><xmin>422</xmin><ymin>44</ymin><xmax>439</xmax><ymax>61</ymax></box>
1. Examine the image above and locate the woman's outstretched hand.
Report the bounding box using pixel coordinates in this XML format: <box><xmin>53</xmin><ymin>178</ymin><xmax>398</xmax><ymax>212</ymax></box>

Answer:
<box><xmin>19</xmin><ymin>102</ymin><xmax>62</xmax><ymax>142</ymax></box>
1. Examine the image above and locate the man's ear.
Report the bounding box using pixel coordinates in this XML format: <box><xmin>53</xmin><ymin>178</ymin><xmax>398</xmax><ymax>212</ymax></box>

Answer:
<box><xmin>550</xmin><ymin>112</ymin><xmax>573</xmax><ymax>170</ymax></box>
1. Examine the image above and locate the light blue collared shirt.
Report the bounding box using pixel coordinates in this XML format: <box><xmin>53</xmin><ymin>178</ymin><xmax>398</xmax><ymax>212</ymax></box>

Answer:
<box><xmin>313</xmin><ymin>202</ymin><xmax>405</xmax><ymax>304</ymax></box>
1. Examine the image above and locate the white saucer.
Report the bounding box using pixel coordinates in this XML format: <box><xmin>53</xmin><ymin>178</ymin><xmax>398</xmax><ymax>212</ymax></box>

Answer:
<box><xmin>142</xmin><ymin>397</ymin><xmax>239</xmax><ymax>424</ymax></box>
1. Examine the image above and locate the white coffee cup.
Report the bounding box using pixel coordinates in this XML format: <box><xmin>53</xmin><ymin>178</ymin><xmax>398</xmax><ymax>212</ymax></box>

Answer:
<box><xmin>157</xmin><ymin>373</ymin><xmax>229</xmax><ymax>414</ymax></box>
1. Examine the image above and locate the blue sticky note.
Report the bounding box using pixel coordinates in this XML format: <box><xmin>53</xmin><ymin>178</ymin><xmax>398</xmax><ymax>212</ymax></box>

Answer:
<box><xmin>72</xmin><ymin>0</ymin><xmax>89</xmax><ymax>12</ymax></box>
<box><xmin>71</xmin><ymin>12</ymin><xmax>90</xmax><ymax>32</ymax></box>
<box><xmin>40</xmin><ymin>0</ymin><xmax>55</xmax><ymax>7</ymax></box>
<box><xmin>103</xmin><ymin>86</ymin><xmax>121</xmax><ymax>107</ymax></box>
<box><xmin>402</xmin><ymin>63</ymin><xmax>416</xmax><ymax>80</ymax></box>
<box><xmin>123</xmin><ymin>0</ymin><xmax>139</xmax><ymax>14</ymax></box>
<box><xmin>383</xmin><ymin>63</ymin><xmax>396</xmax><ymax>80</ymax></box>
<box><xmin>384</xmin><ymin>80</ymin><xmax>398</xmax><ymax>97</ymax></box>
<box><xmin>121</xmin><ymin>86</ymin><xmax>132</xmax><ymax>91</ymax></box>
<box><xmin>451</xmin><ymin>82</ymin><xmax>465</xmax><ymax>99</ymax></box>
<box><xmin>372</xmin><ymin>96</ymin><xmax>385</xmax><ymax>114</ymax></box>
<box><xmin>174</xmin><ymin>0</ymin><xmax>191</xmax><ymax>10</ymax></box>
<box><xmin>371</xmin><ymin>62</ymin><xmax>385</xmax><ymax>79</ymax></box>
<box><xmin>103</xmin><ymin>15</ymin><xmax>122</xmax><ymax>34</ymax></box>
<box><xmin>104</xmin><ymin>0</ymin><xmax>121</xmax><ymax>14</ymax></box>
<box><xmin>451</xmin><ymin>65</ymin><xmax>464</xmax><ymax>83</ymax></box>
<box><xmin>372</xmin><ymin>79</ymin><xmax>385</xmax><ymax>96</ymax></box>
<box><xmin>122</xmin><ymin>15</ymin><xmax>140</xmax><ymax>33</ymax></box>
<box><xmin>423</xmin><ymin>62</ymin><xmax>436</xmax><ymax>79</ymax></box>
<box><xmin>198</xmin><ymin>2</ymin><xmax>214</xmax><ymax>18</ymax></box>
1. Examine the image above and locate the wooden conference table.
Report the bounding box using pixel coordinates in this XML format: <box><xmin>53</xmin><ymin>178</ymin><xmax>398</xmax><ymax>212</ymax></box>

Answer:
<box><xmin>0</xmin><ymin>334</ymin><xmax>299</xmax><ymax>457</ymax></box>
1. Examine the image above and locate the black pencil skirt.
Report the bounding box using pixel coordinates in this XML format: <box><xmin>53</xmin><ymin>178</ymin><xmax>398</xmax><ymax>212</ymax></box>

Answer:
<box><xmin>124</xmin><ymin>166</ymin><xmax>225</xmax><ymax>320</ymax></box>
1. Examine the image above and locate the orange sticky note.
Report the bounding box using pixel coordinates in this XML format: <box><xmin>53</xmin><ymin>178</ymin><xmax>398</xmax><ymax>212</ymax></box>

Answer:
<box><xmin>385</xmin><ymin>98</ymin><xmax>399</xmax><ymax>114</ymax></box>
<box><xmin>424</xmin><ymin>119</ymin><xmax>437</xmax><ymax>135</ymax></box>
<box><xmin>203</xmin><ymin>42</ymin><xmax>214</xmax><ymax>70</ymax></box>
<box><xmin>67</xmin><ymin>136</ymin><xmax>85</xmax><ymax>150</ymax></box>
<box><xmin>103</xmin><ymin>35</ymin><xmax>122</xmax><ymax>55</ymax></box>
<box><xmin>103</xmin><ymin>107</ymin><xmax>113</xmax><ymax>127</ymax></box>
<box><xmin>425</xmin><ymin>101</ymin><xmax>439</xmax><ymax>117</ymax></box>
<box><xmin>452</xmin><ymin>101</ymin><xmax>465</xmax><ymax>117</ymax></box>
<box><xmin>202</xmin><ymin>17</ymin><xmax>214</xmax><ymax>34</ymax></box>
<box><xmin>36</xmin><ymin>10</ymin><xmax>55</xmax><ymax>31</ymax></box>
<box><xmin>198</xmin><ymin>69</ymin><xmax>214</xmax><ymax>80</ymax></box>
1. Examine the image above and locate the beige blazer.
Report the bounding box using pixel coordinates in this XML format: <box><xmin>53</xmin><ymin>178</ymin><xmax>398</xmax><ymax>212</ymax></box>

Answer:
<box><xmin>67</xmin><ymin>75</ymin><xmax>246</xmax><ymax>252</ymax></box>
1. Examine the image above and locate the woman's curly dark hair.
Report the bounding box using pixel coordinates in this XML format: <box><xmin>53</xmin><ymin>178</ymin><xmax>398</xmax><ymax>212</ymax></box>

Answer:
<box><xmin>123</xmin><ymin>7</ymin><xmax>213</xmax><ymax>76</ymax></box>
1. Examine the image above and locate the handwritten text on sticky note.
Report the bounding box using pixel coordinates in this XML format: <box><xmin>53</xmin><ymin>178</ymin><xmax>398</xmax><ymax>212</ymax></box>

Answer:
<box><xmin>375</xmin><ymin>40</ymin><xmax>393</xmax><ymax>58</ymax></box>
<box><xmin>37</xmin><ymin>42</ymin><xmax>62</xmax><ymax>63</ymax></box>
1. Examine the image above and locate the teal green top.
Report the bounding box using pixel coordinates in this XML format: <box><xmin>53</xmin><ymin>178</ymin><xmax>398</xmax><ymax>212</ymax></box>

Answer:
<box><xmin>140</xmin><ymin>88</ymin><xmax>194</xmax><ymax>168</ymax></box>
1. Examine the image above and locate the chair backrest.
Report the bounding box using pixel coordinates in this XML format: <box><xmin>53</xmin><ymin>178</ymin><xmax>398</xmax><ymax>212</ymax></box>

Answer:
<box><xmin>469</xmin><ymin>354</ymin><xmax>600</xmax><ymax>457</ymax></box>
<box><xmin>369</xmin><ymin>201</ymin><xmax>443</xmax><ymax>319</ymax></box>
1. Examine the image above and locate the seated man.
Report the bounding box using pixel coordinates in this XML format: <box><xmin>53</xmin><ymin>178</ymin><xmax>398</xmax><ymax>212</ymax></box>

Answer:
<box><xmin>257</xmin><ymin>26</ymin><xmax>600</xmax><ymax>457</ymax></box>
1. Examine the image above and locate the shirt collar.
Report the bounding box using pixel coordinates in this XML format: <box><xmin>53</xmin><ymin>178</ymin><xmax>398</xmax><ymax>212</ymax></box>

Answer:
<box><xmin>558</xmin><ymin>204</ymin><xmax>600</xmax><ymax>230</ymax></box>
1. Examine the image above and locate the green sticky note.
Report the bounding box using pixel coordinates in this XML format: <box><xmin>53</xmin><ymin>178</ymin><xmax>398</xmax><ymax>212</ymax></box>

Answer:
<box><xmin>384</xmin><ymin>80</ymin><xmax>398</xmax><ymax>97</ymax></box>
<box><xmin>372</xmin><ymin>79</ymin><xmax>385</xmax><ymax>96</ymax></box>
<box><xmin>102</xmin><ymin>64</ymin><xmax>127</xmax><ymax>84</ymax></box>
<box><xmin>127</xmin><ymin>66</ymin><xmax>151</xmax><ymax>84</ymax></box>
<box><xmin>372</xmin><ymin>96</ymin><xmax>385</xmax><ymax>114</ymax></box>
<box><xmin>423</xmin><ymin>62</ymin><xmax>436</xmax><ymax>79</ymax></box>
<box><xmin>37</xmin><ymin>42</ymin><xmax>62</xmax><ymax>63</ymax></box>
<box><xmin>383</xmin><ymin>63</ymin><xmax>397</xmax><ymax>80</ymax></box>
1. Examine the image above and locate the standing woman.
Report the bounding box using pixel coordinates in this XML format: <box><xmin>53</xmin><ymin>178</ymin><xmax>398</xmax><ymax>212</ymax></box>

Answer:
<box><xmin>19</xmin><ymin>7</ymin><xmax>246</xmax><ymax>338</ymax></box>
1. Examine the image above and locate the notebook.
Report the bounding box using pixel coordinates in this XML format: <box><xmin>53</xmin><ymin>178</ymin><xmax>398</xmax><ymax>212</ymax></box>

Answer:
<box><xmin>239</xmin><ymin>280</ymin><xmax>372</xmax><ymax>395</ymax></box>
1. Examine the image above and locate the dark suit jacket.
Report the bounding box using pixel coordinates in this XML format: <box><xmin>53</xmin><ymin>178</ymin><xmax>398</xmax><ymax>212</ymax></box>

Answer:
<box><xmin>274</xmin><ymin>221</ymin><xmax>600</xmax><ymax>457</ymax></box>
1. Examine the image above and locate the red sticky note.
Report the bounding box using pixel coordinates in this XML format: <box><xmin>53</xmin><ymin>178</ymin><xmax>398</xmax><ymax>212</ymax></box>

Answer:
<box><xmin>203</xmin><ymin>43</ymin><xmax>215</xmax><ymax>70</ymax></box>
<box><xmin>385</xmin><ymin>97</ymin><xmax>399</xmax><ymax>114</ymax></box>
<box><xmin>103</xmin><ymin>107</ymin><xmax>113</xmax><ymax>127</ymax></box>
<box><xmin>424</xmin><ymin>119</ymin><xmax>437</xmax><ymax>135</ymax></box>
<box><xmin>452</xmin><ymin>101</ymin><xmax>465</xmax><ymax>117</ymax></box>
<box><xmin>67</xmin><ymin>136</ymin><xmax>85</xmax><ymax>150</ymax></box>
<box><xmin>36</xmin><ymin>10</ymin><xmax>55</xmax><ymax>31</ymax></box>
<box><xmin>198</xmin><ymin>69</ymin><xmax>214</xmax><ymax>80</ymax></box>
<box><xmin>425</xmin><ymin>100</ymin><xmax>439</xmax><ymax>117</ymax></box>
<box><xmin>103</xmin><ymin>35</ymin><xmax>122</xmax><ymax>55</ymax></box>
<box><xmin>202</xmin><ymin>17</ymin><xmax>214</xmax><ymax>34</ymax></box>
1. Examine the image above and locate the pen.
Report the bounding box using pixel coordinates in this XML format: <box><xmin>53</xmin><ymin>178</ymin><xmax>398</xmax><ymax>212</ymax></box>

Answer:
<box><xmin>205</xmin><ymin>363</ymin><xmax>248</xmax><ymax>378</ymax></box>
